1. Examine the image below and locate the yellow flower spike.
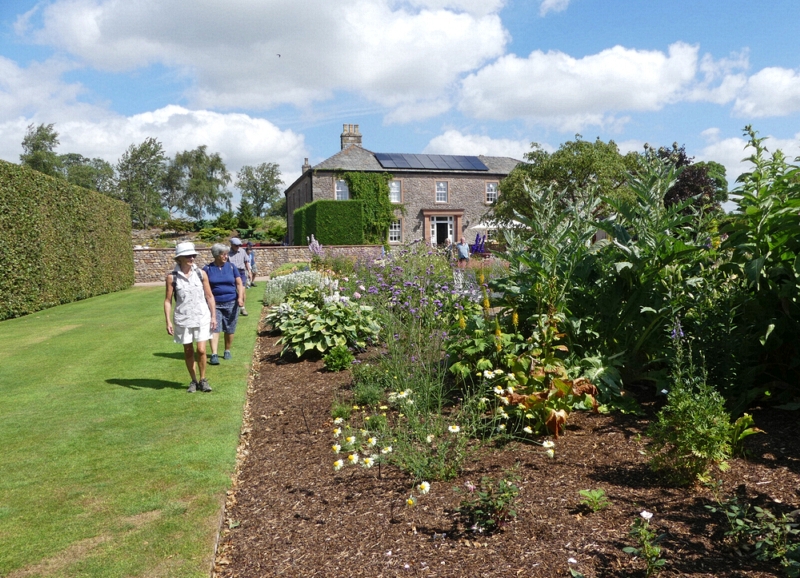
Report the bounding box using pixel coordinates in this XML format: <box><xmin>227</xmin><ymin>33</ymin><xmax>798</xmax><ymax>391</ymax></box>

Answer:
<box><xmin>512</xmin><ymin>309</ymin><xmax>519</xmax><ymax>329</ymax></box>
<box><xmin>458</xmin><ymin>313</ymin><xmax>466</xmax><ymax>330</ymax></box>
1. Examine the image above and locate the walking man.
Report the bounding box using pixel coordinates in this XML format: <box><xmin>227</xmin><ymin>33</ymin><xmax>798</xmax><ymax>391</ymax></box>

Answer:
<box><xmin>228</xmin><ymin>237</ymin><xmax>251</xmax><ymax>316</ymax></box>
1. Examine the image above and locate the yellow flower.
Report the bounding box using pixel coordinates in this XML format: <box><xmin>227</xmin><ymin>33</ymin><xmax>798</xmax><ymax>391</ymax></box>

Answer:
<box><xmin>448</xmin><ymin>425</ymin><xmax>461</xmax><ymax>433</ymax></box>
<box><xmin>458</xmin><ymin>313</ymin><xmax>466</xmax><ymax>330</ymax></box>
<box><xmin>333</xmin><ymin>459</ymin><xmax>344</xmax><ymax>471</ymax></box>
<box><xmin>333</xmin><ymin>428</ymin><xmax>341</xmax><ymax>437</ymax></box>
<box><xmin>353</xmin><ymin>405</ymin><xmax>360</xmax><ymax>410</ymax></box>
<box><xmin>367</xmin><ymin>437</ymin><xmax>377</xmax><ymax>447</ymax></box>
<box><xmin>345</xmin><ymin>436</ymin><xmax>356</xmax><ymax>444</ymax></box>
<box><xmin>379</xmin><ymin>406</ymin><xmax>389</xmax><ymax>410</ymax></box>
<box><xmin>545</xmin><ymin>448</ymin><xmax>555</xmax><ymax>458</ymax></box>
<box><xmin>333</xmin><ymin>417</ymin><xmax>344</xmax><ymax>425</ymax></box>
<box><xmin>348</xmin><ymin>453</ymin><xmax>359</xmax><ymax>464</ymax></box>
<box><xmin>523</xmin><ymin>426</ymin><xmax>533</xmax><ymax>434</ymax></box>
<box><xmin>406</xmin><ymin>495</ymin><xmax>416</xmax><ymax>507</ymax></box>
<box><xmin>418</xmin><ymin>481</ymin><xmax>431</xmax><ymax>494</ymax></box>
<box><xmin>362</xmin><ymin>457</ymin><xmax>374</xmax><ymax>468</ymax></box>
<box><xmin>381</xmin><ymin>446</ymin><xmax>392</xmax><ymax>454</ymax></box>
<box><xmin>332</xmin><ymin>444</ymin><xmax>341</xmax><ymax>453</ymax></box>
<box><xmin>512</xmin><ymin>310</ymin><xmax>519</xmax><ymax>329</ymax></box>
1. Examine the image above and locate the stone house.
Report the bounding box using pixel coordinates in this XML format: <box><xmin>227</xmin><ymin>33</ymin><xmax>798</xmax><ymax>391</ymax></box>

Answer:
<box><xmin>284</xmin><ymin>124</ymin><xmax>521</xmax><ymax>246</ymax></box>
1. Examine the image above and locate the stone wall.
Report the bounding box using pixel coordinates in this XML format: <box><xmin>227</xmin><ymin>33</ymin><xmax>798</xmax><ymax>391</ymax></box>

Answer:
<box><xmin>133</xmin><ymin>245</ymin><xmax>384</xmax><ymax>284</ymax></box>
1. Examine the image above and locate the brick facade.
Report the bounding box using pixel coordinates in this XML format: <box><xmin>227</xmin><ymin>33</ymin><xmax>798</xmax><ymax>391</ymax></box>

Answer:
<box><xmin>133</xmin><ymin>245</ymin><xmax>383</xmax><ymax>284</ymax></box>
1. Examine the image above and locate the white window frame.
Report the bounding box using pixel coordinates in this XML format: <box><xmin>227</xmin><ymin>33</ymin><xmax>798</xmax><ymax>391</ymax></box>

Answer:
<box><xmin>429</xmin><ymin>216</ymin><xmax>454</xmax><ymax>245</ymax></box>
<box><xmin>435</xmin><ymin>181</ymin><xmax>449</xmax><ymax>203</ymax></box>
<box><xmin>389</xmin><ymin>179</ymin><xmax>402</xmax><ymax>203</ymax></box>
<box><xmin>485</xmin><ymin>181</ymin><xmax>498</xmax><ymax>204</ymax></box>
<box><xmin>389</xmin><ymin>219</ymin><xmax>402</xmax><ymax>243</ymax></box>
<box><xmin>335</xmin><ymin>179</ymin><xmax>349</xmax><ymax>200</ymax></box>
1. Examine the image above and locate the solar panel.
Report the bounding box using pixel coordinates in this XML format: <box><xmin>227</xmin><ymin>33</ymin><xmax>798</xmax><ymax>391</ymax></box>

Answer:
<box><xmin>374</xmin><ymin>153</ymin><xmax>489</xmax><ymax>171</ymax></box>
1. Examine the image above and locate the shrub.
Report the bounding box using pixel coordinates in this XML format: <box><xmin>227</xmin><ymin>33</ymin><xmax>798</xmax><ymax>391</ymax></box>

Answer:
<box><xmin>455</xmin><ymin>470</ymin><xmax>521</xmax><ymax>535</ymax></box>
<box><xmin>323</xmin><ymin>345</ymin><xmax>355</xmax><ymax>372</ymax></box>
<box><xmin>0</xmin><ymin>161</ymin><xmax>132</xmax><ymax>320</ymax></box>
<box><xmin>262</xmin><ymin>270</ymin><xmax>320</xmax><ymax>305</ymax></box>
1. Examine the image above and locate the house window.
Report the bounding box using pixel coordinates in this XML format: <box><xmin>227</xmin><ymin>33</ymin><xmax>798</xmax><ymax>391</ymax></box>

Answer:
<box><xmin>335</xmin><ymin>179</ymin><xmax>349</xmax><ymax>200</ymax></box>
<box><xmin>389</xmin><ymin>180</ymin><xmax>402</xmax><ymax>203</ymax></box>
<box><xmin>435</xmin><ymin>181</ymin><xmax>448</xmax><ymax>203</ymax></box>
<box><xmin>486</xmin><ymin>182</ymin><xmax>498</xmax><ymax>204</ymax></box>
<box><xmin>389</xmin><ymin>220</ymin><xmax>402</xmax><ymax>243</ymax></box>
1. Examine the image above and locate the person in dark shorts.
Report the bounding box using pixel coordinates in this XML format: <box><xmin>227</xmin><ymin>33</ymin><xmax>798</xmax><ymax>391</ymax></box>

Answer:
<box><xmin>228</xmin><ymin>237</ymin><xmax>250</xmax><ymax>315</ymax></box>
<box><xmin>203</xmin><ymin>243</ymin><xmax>245</xmax><ymax>364</ymax></box>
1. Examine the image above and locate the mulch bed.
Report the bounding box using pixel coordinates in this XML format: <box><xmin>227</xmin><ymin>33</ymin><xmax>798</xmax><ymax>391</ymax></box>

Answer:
<box><xmin>214</xmin><ymin>329</ymin><xmax>800</xmax><ymax>577</ymax></box>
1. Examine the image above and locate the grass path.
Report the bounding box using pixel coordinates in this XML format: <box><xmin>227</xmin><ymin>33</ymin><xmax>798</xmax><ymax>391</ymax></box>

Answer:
<box><xmin>0</xmin><ymin>285</ymin><xmax>261</xmax><ymax>577</ymax></box>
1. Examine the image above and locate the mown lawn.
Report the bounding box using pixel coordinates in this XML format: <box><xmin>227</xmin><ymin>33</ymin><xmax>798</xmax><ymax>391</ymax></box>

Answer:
<box><xmin>0</xmin><ymin>285</ymin><xmax>261</xmax><ymax>577</ymax></box>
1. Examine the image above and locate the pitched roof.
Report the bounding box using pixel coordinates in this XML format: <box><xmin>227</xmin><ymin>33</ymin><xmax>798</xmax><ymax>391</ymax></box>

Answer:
<box><xmin>313</xmin><ymin>145</ymin><xmax>521</xmax><ymax>176</ymax></box>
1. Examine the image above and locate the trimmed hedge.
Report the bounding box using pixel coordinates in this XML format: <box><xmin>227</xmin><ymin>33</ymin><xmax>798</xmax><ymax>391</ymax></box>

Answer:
<box><xmin>0</xmin><ymin>160</ymin><xmax>133</xmax><ymax>320</ymax></box>
<box><xmin>293</xmin><ymin>200</ymin><xmax>364</xmax><ymax>246</ymax></box>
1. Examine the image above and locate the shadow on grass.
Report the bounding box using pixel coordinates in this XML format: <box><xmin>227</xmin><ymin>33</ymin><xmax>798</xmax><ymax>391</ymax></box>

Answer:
<box><xmin>107</xmin><ymin>378</ymin><xmax>184</xmax><ymax>390</ymax></box>
<box><xmin>152</xmin><ymin>352</ymin><xmax>186</xmax><ymax>360</ymax></box>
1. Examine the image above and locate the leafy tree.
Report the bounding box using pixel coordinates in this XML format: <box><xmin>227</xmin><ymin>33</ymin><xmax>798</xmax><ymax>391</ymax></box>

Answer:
<box><xmin>171</xmin><ymin>146</ymin><xmax>232</xmax><ymax>220</ymax></box>
<box><xmin>647</xmin><ymin>143</ymin><xmax>728</xmax><ymax>210</ymax></box>
<box><xmin>115</xmin><ymin>137</ymin><xmax>168</xmax><ymax>229</ymax></box>
<box><xmin>492</xmin><ymin>136</ymin><xmax>641</xmax><ymax>222</ymax></box>
<box><xmin>59</xmin><ymin>153</ymin><xmax>115</xmax><ymax>193</ymax></box>
<box><xmin>236</xmin><ymin>162</ymin><xmax>284</xmax><ymax>217</ymax></box>
<box><xmin>236</xmin><ymin>199</ymin><xmax>258</xmax><ymax>230</ymax></box>
<box><xmin>20</xmin><ymin>123</ymin><xmax>62</xmax><ymax>177</ymax></box>
<box><xmin>266</xmin><ymin>197</ymin><xmax>287</xmax><ymax>218</ymax></box>
<box><xmin>214</xmin><ymin>210</ymin><xmax>237</xmax><ymax>231</ymax></box>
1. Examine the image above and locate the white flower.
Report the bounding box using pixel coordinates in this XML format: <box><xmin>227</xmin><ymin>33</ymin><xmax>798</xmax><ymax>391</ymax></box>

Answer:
<box><xmin>426</xmin><ymin>434</ymin><xmax>434</xmax><ymax>443</ymax></box>
<box><xmin>479</xmin><ymin>397</ymin><xmax>490</xmax><ymax>403</ymax></box>
<box><xmin>367</xmin><ymin>437</ymin><xmax>377</xmax><ymax>447</ymax></box>
<box><xmin>523</xmin><ymin>426</ymin><xmax>533</xmax><ymax>434</ymax></box>
<box><xmin>568</xmin><ymin>558</ymin><xmax>578</xmax><ymax>564</ymax></box>
<box><xmin>542</xmin><ymin>440</ymin><xmax>555</xmax><ymax>448</ymax></box>
<box><xmin>493</xmin><ymin>369</ymin><xmax>504</xmax><ymax>376</ymax></box>
<box><xmin>345</xmin><ymin>436</ymin><xmax>356</xmax><ymax>445</ymax></box>
<box><xmin>333</xmin><ymin>417</ymin><xmax>344</xmax><ymax>424</ymax></box>
<box><xmin>525</xmin><ymin>413</ymin><xmax>534</xmax><ymax>419</ymax></box>
<box><xmin>497</xmin><ymin>424</ymin><xmax>506</xmax><ymax>432</ymax></box>
<box><xmin>418</xmin><ymin>481</ymin><xmax>431</xmax><ymax>494</ymax></box>
<box><xmin>483</xmin><ymin>370</ymin><xmax>493</xmax><ymax>379</ymax></box>
<box><xmin>500</xmin><ymin>396</ymin><xmax>510</xmax><ymax>405</ymax></box>
<box><xmin>493</xmin><ymin>385</ymin><xmax>505</xmax><ymax>395</ymax></box>
<box><xmin>362</xmin><ymin>456</ymin><xmax>374</xmax><ymax>468</ymax></box>
<box><xmin>448</xmin><ymin>425</ymin><xmax>461</xmax><ymax>433</ymax></box>
<box><xmin>381</xmin><ymin>446</ymin><xmax>393</xmax><ymax>454</ymax></box>
<box><xmin>359</xmin><ymin>429</ymin><xmax>368</xmax><ymax>436</ymax></box>
<box><xmin>333</xmin><ymin>459</ymin><xmax>344</xmax><ymax>471</ymax></box>
<box><xmin>545</xmin><ymin>448</ymin><xmax>555</xmax><ymax>458</ymax></box>
<box><xmin>506</xmin><ymin>385</ymin><xmax>515</xmax><ymax>393</ymax></box>
<box><xmin>332</xmin><ymin>444</ymin><xmax>341</xmax><ymax>453</ymax></box>
<box><xmin>348</xmin><ymin>453</ymin><xmax>359</xmax><ymax>464</ymax></box>
<box><xmin>640</xmin><ymin>510</ymin><xmax>653</xmax><ymax>520</ymax></box>
<box><xmin>661</xmin><ymin>389</ymin><xmax>668</xmax><ymax>395</ymax></box>
<box><xmin>333</xmin><ymin>428</ymin><xmax>341</xmax><ymax>437</ymax></box>
<box><xmin>406</xmin><ymin>495</ymin><xmax>416</xmax><ymax>507</ymax></box>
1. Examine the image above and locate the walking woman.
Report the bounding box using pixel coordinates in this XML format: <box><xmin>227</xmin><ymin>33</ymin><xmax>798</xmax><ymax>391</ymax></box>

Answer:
<box><xmin>164</xmin><ymin>242</ymin><xmax>217</xmax><ymax>393</ymax></box>
<box><xmin>203</xmin><ymin>243</ymin><xmax>245</xmax><ymax>365</ymax></box>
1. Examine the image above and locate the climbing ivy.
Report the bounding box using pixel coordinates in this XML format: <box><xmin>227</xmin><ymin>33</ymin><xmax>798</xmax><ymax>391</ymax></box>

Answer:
<box><xmin>341</xmin><ymin>172</ymin><xmax>401</xmax><ymax>245</ymax></box>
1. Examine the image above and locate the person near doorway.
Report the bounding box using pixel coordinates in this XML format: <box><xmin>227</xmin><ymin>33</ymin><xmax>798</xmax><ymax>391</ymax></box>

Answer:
<box><xmin>456</xmin><ymin>236</ymin><xmax>470</xmax><ymax>270</ymax></box>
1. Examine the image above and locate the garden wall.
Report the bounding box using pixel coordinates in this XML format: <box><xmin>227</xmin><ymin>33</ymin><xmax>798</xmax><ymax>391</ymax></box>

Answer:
<box><xmin>134</xmin><ymin>245</ymin><xmax>384</xmax><ymax>283</ymax></box>
<box><xmin>0</xmin><ymin>160</ymin><xmax>133</xmax><ymax>320</ymax></box>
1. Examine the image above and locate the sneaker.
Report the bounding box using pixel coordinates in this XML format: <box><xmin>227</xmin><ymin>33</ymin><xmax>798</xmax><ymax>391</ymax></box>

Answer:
<box><xmin>240</xmin><ymin>308</ymin><xmax>248</xmax><ymax>316</ymax></box>
<box><xmin>209</xmin><ymin>353</ymin><xmax>220</xmax><ymax>365</ymax></box>
<box><xmin>223</xmin><ymin>350</ymin><xmax>231</xmax><ymax>360</ymax></box>
<box><xmin>187</xmin><ymin>380</ymin><xmax>197</xmax><ymax>393</ymax></box>
<box><xmin>199</xmin><ymin>378</ymin><xmax>212</xmax><ymax>392</ymax></box>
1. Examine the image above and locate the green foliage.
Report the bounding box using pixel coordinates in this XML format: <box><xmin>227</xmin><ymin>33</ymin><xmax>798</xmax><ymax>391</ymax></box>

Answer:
<box><xmin>59</xmin><ymin>153</ymin><xmax>115</xmax><ymax>193</ymax></box>
<box><xmin>578</xmin><ymin>488</ymin><xmax>611</xmax><ymax>512</ymax></box>
<box><xmin>163</xmin><ymin>217</ymin><xmax>195</xmax><ymax>233</ymax></box>
<box><xmin>20</xmin><ymin>122</ymin><xmax>62</xmax><ymax>177</ymax></box>
<box><xmin>115</xmin><ymin>137</ymin><xmax>168</xmax><ymax>229</ymax></box>
<box><xmin>235</xmin><ymin>199</ymin><xmax>258</xmax><ymax>230</ymax></box>
<box><xmin>647</xmin><ymin>338</ymin><xmax>732</xmax><ymax>485</ymax></box>
<box><xmin>236</xmin><ymin>162</ymin><xmax>284</xmax><ymax>217</ymax></box>
<box><xmin>264</xmin><ymin>284</ymin><xmax>380</xmax><ymax>357</ymax></box>
<box><xmin>0</xmin><ymin>160</ymin><xmax>133</xmax><ymax>320</ymax></box>
<box><xmin>729</xmin><ymin>413</ymin><xmax>764</xmax><ymax>457</ymax></box>
<box><xmin>341</xmin><ymin>171</ymin><xmax>397</xmax><ymax>244</ymax></box>
<box><xmin>197</xmin><ymin>227</ymin><xmax>230</xmax><ymax>241</ymax></box>
<box><xmin>623</xmin><ymin>513</ymin><xmax>667</xmax><ymax>576</ymax></box>
<box><xmin>214</xmin><ymin>210</ymin><xmax>237</xmax><ymax>231</ymax></box>
<box><xmin>304</xmin><ymin>200</ymin><xmax>365</xmax><ymax>245</ymax></box>
<box><xmin>168</xmin><ymin>145</ymin><xmax>232</xmax><ymax>219</ymax></box>
<box><xmin>706</xmin><ymin>495</ymin><xmax>800</xmax><ymax>577</ymax></box>
<box><xmin>331</xmin><ymin>399</ymin><xmax>352</xmax><ymax>421</ymax></box>
<box><xmin>323</xmin><ymin>345</ymin><xmax>355</xmax><ymax>372</ymax></box>
<box><xmin>455</xmin><ymin>470</ymin><xmax>520</xmax><ymax>534</ymax></box>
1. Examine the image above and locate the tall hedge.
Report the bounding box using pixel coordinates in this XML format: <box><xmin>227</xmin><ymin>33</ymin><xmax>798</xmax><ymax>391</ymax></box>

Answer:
<box><xmin>294</xmin><ymin>200</ymin><xmax>364</xmax><ymax>246</ymax></box>
<box><xmin>0</xmin><ymin>160</ymin><xmax>134</xmax><ymax>320</ymax></box>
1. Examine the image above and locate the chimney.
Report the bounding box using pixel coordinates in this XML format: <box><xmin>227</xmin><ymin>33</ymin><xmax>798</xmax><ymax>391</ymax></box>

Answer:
<box><xmin>302</xmin><ymin>157</ymin><xmax>311</xmax><ymax>172</ymax></box>
<box><xmin>340</xmin><ymin>123</ymin><xmax>362</xmax><ymax>150</ymax></box>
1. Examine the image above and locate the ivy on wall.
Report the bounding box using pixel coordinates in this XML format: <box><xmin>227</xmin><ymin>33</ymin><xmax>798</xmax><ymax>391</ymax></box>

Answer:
<box><xmin>0</xmin><ymin>160</ymin><xmax>133</xmax><ymax>320</ymax></box>
<box><xmin>341</xmin><ymin>172</ymin><xmax>401</xmax><ymax>245</ymax></box>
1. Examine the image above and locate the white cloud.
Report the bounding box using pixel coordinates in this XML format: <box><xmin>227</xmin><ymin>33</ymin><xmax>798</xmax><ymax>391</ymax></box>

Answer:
<box><xmin>539</xmin><ymin>0</ymin><xmax>571</xmax><ymax>16</ymax></box>
<box><xmin>458</xmin><ymin>42</ymin><xmax>699</xmax><ymax>131</ymax></box>
<box><xmin>21</xmin><ymin>0</ymin><xmax>507</xmax><ymax>120</ymax></box>
<box><xmin>698</xmin><ymin>130</ymin><xmax>800</xmax><ymax>186</ymax></box>
<box><xmin>733</xmin><ymin>67</ymin><xmax>800</xmax><ymax>117</ymax></box>
<box><xmin>423</xmin><ymin>129</ymin><xmax>532</xmax><ymax>158</ymax></box>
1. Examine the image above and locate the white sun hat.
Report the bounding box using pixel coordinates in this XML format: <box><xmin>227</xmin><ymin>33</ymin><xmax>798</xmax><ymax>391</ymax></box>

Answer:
<box><xmin>174</xmin><ymin>242</ymin><xmax>198</xmax><ymax>260</ymax></box>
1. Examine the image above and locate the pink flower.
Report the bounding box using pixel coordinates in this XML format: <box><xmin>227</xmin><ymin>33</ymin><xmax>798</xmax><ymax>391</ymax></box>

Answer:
<box><xmin>353</xmin><ymin>292</ymin><xmax>361</xmax><ymax>299</ymax></box>
<box><xmin>464</xmin><ymin>481</ymin><xmax>476</xmax><ymax>492</ymax></box>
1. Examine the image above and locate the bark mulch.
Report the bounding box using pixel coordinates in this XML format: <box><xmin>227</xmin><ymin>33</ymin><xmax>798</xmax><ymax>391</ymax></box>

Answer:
<box><xmin>214</xmin><ymin>330</ymin><xmax>800</xmax><ymax>577</ymax></box>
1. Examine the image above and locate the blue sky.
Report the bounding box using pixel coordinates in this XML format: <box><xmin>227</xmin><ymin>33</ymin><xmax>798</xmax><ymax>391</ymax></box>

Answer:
<box><xmin>2</xmin><ymin>0</ymin><xmax>800</xmax><ymax>204</ymax></box>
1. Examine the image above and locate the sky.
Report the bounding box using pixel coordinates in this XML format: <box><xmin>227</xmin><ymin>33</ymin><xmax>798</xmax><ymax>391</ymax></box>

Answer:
<box><xmin>2</xmin><ymin>0</ymin><xmax>800</xmax><ymax>208</ymax></box>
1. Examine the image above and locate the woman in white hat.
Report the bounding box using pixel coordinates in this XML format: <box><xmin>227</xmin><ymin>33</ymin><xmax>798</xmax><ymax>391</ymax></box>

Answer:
<box><xmin>164</xmin><ymin>242</ymin><xmax>217</xmax><ymax>393</ymax></box>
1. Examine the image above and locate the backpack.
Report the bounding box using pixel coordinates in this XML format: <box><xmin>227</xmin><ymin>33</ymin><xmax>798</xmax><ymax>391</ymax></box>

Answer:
<box><xmin>170</xmin><ymin>266</ymin><xmax>204</xmax><ymax>299</ymax></box>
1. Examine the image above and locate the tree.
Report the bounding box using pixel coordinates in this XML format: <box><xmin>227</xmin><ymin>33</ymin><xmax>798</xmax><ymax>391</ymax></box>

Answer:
<box><xmin>236</xmin><ymin>162</ymin><xmax>283</xmax><ymax>217</ymax></box>
<box><xmin>492</xmin><ymin>136</ymin><xmax>641</xmax><ymax>222</ymax></box>
<box><xmin>115</xmin><ymin>137</ymin><xmax>168</xmax><ymax>229</ymax></box>
<box><xmin>20</xmin><ymin>123</ymin><xmax>62</xmax><ymax>177</ymax></box>
<box><xmin>170</xmin><ymin>146</ymin><xmax>232</xmax><ymax>220</ymax></box>
<box><xmin>235</xmin><ymin>199</ymin><xmax>258</xmax><ymax>230</ymax></box>
<box><xmin>648</xmin><ymin>143</ymin><xmax>728</xmax><ymax>210</ymax></box>
<box><xmin>59</xmin><ymin>153</ymin><xmax>115</xmax><ymax>193</ymax></box>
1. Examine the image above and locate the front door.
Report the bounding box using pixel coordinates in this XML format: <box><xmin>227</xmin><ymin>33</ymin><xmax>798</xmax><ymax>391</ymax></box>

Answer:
<box><xmin>430</xmin><ymin>216</ymin><xmax>453</xmax><ymax>246</ymax></box>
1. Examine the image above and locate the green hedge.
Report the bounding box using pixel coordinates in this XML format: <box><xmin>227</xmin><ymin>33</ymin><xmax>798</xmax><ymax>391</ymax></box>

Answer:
<box><xmin>0</xmin><ymin>160</ymin><xmax>133</xmax><ymax>320</ymax></box>
<box><xmin>294</xmin><ymin>200</ymin><xmax>364</xmax><ymax>246</ymax></box>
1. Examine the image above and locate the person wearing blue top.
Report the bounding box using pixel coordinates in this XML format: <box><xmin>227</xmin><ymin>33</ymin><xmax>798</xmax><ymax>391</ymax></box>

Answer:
<box><xmin>203</xmin><ymin>243</ymin><xmax>244</xmax><ymax>365</ymax></box>
<box><xmin>246</xmin><ymin>242</ymin><xmax>258</xmax><ymax>287</ymax></box>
